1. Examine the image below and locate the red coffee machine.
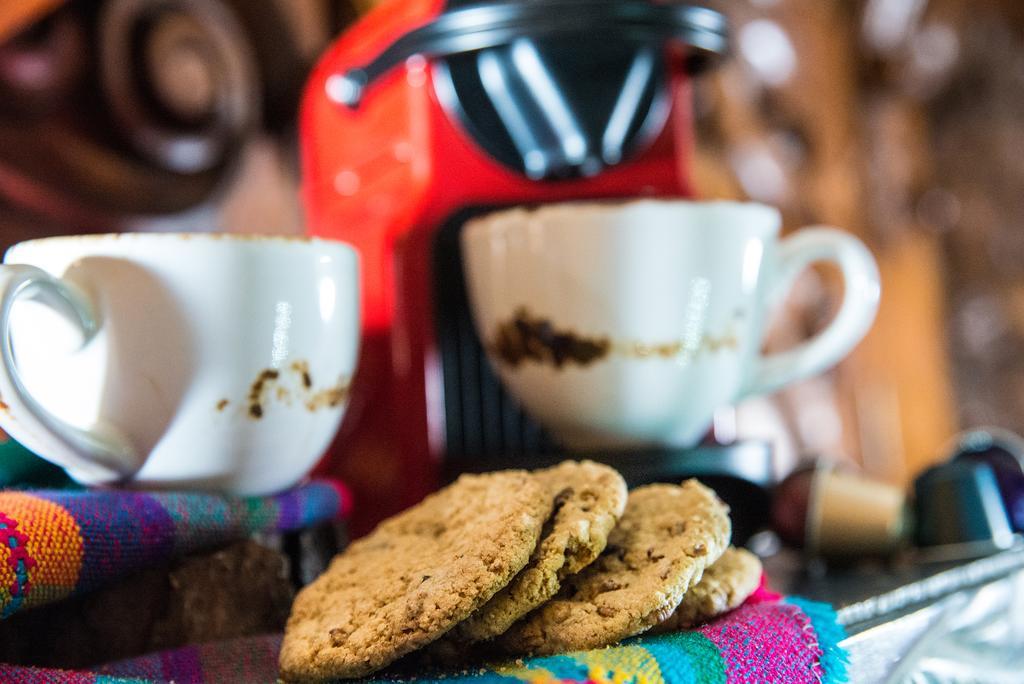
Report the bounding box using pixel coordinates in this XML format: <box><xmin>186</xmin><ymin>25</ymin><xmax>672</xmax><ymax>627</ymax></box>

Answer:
<box><xmin>301</xmin><ymin>0</ymin><xmax>755</xmax><ymax>535</ymax></box>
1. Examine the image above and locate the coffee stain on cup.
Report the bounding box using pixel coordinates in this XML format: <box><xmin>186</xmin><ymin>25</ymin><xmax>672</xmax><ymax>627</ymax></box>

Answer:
<box><xmin>491</xmin><ymin>307</ymin><xmax>740</xmax><ymax>369</ymax></box>
<box><xmin>291</xmin><ymin>360</ymin><xmax>314</xmax><ymax>390</ymax></box>
<box><xmin>305</xmin><ymin>379</ymin><xmax>351</xmax><ymax>412</ymax></box>
<box><xmin>243</xmin><ymin>362</ymin><xmax>350</xmax><ymax>419</ymax></box>
<box><xmin>493</xmin><ymin>307</ymin><xmax>611</xmax><ymax>369</ymax></box>
<box><xmin>247</xmin><ymin>369</ymin><xmax>280</xmax><ymax>418</ymax></box>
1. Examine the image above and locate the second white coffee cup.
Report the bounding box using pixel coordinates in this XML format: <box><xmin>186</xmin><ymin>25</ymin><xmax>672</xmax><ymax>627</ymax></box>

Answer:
<box><xmin>462</xmin><ymin>200</ymin><xmax>880</xmax><ymax>450</ymax></box>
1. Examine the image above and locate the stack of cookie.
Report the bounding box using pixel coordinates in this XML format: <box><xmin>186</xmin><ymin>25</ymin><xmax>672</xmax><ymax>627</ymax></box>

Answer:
<box><xmin>279</xmin><ymin>462</ymin><xmax>762</xmax><ymax>682</ymax></box>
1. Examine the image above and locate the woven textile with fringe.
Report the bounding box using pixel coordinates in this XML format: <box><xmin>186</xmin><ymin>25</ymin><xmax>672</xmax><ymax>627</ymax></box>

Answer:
<box><xmin>0</xmin><ymin>589</ymin><xmax>849</xmax><ymax>683</ymax></box>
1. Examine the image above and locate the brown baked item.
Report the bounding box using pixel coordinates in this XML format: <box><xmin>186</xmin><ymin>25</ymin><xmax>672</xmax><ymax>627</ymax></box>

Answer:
<box><xmin>653</xmin><ymin>546</ymin><xmax>762</xmax><ymax>632</ymax></box>
<box><xmin>501</xmin><ymin>479</ymin><xmax>730</xmax><ymax>655</ymax></box>
<box><xmin>278</xmin><ymin>471</ymin><xmax>552</xmax><ymax>681</ymax></box>
<box><xmin>452</xmin><ymin>460</ymin><xmax>628</xmax><ymax>643</ymax></box>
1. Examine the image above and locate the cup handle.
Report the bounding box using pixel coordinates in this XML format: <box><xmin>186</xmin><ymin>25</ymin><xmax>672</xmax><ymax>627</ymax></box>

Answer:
<box><xmin>0</xmin><ymin>264</ymin><xmax>138</xmax><ymax>483</ymax></box>
<box><xmin>741</xmin><ymin>227</ymin><xmax>881</xmax><ymax>398</ymax></box>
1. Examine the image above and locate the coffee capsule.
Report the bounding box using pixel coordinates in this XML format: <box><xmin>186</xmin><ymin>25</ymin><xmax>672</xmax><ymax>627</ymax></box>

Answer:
<box><xmin>913</xmin><ymin>460</ymin><xmax>1014</xmax><ymax>549</ymax></box>
<box><xmin>773</xmin><ymin>462</ymin><xmax>910</xmax><ymax>557</ymax></box>
<box><xmin>948</xmin><ymin>427</ymin><xmax>1024</xmax><ymax>532</ymax></box>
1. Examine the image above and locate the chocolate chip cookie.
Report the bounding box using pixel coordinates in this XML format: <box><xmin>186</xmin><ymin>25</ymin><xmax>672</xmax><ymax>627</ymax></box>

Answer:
<box><xmin>278</xmin><ymin>471</ymin><xmax>552</xmax><ymax>681</ymax></box>
<box><xmin>653</xmin><ymin>546</ymin><xmax>762</xmax><ymax>632</ymax></box>
<box><xmin>501</xmin><ymin>480</ymin><xmax>731</xmax><ymax>655</ymax></box>
<box><xmin>452</xmin><ymin>461</ymin><xmax>628</xmax><ymax>643</ymax></box>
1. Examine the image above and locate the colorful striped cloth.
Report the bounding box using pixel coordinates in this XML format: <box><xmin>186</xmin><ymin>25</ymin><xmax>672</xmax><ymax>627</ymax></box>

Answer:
<box><xmin>0</xmin><ymin>593</ymin><xmax>849</xmax><ymax>683</ymax></box>
<box><xmin>0</xmin><ymin>481</ymin><xmax>350</xmax><ymax>619</ymax></box>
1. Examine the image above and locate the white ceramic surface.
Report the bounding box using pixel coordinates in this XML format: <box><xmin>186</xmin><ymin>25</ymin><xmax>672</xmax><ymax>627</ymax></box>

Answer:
<box><xmin>0</xmin><ymin>234</ymin><xmax>359</xmax><ymax>495</ymax></box>
<box><xmin>462</xmin><ymin>200</ymin><xmax>880</xmax><ymax>450</ymax></box>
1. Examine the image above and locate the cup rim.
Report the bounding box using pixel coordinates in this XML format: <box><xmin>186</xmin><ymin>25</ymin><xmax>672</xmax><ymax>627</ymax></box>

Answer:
<box><xmin>6</xmin><ymin>232</ymin><xmax>358</xmax><ymax>261</ymax></box>
<box><xmin>462</xmin><ymin>199</ymin><xmax>782</xmax><ymax>242</ymax></box>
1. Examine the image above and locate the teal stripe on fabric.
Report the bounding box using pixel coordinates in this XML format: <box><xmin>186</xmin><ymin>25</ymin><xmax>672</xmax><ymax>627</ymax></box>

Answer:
<box><xmin>156</xmin><ymin>493</ymin><xmax>233</xmax><ymax>555</ymax></box>
<box><xmin>519</xmin><ymin>653</ymin><xmax>592</xmax><ymax>680</ymax></box>
<box><xmin>371</xmin><ymin>651</ymin><xmax>644</xmax><ymax>683</ymax></box>
<box><xmin>244</xmin><ymin>495</ymin><xmax>279</xmax><ymax>534</ymax></box>
<box><xmin>785</xmin><ymin>597</ymin><xmax>849</xmax><ymax>684</ymax></box>
<box><xmin>366</xmin><ymin>650</ymin><xmax>602</xmax><ymax>683</ymax></box>
<box><xmin>371</xmin><ymin>673</ymin><xmax>529</xmax><ymax>683</ymax></box>
<box><xmin>636</xmin><ymin>632</ymin><xmax>727</xmax><ymax>684</ymax></box>
<box><xmin>369</xmin><ymin>654</ymin><xmax>590</xmax><ymax>683</ymax></box>
<box><xmin>371</xmin><ymin>633</ymin><xmax>730</xmax><ymax>684</ymax></box>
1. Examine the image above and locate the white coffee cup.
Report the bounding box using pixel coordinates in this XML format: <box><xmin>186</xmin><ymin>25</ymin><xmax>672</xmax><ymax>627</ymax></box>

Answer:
<box><xmin>462</xmin><ymin>200</ymin><xmax>880</xmax><ymax>450</ymax></box>
<box><xmin>0</xmin><ymin>233</ymin><xmax>359</xmax><ymax>495</ymax></box>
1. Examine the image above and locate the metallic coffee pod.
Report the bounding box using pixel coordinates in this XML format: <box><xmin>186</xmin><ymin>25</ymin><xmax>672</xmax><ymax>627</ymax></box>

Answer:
<box><xmin>774</xmin><ymin>461</ymin><xmax>909</xmax><ymax>557</ymax></box>
<box><xmin>913</xmin><ymin>459</ymin><xmax>1014</xmax><ymax>549</ymax></box>
<box><xmin>806</xmin><ymin>464</ymin><xmax>910</xmax><ymax>557</ymax></box>
<box><xmin>948</xmin><ymin>427</ymin><xmax>1024</xmax><ymax>533</ymax></box>
<box><xmin>770</xmin><ymin>462</ymin><xmax>909</xmax><ymax>557</ymax></box>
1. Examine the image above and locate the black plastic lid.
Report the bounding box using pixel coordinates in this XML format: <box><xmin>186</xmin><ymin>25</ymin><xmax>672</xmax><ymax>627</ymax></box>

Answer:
<box><xmin>328</xmin><ymin>1</ymin><xmax>728</xmax><ymax>107</ymax></box>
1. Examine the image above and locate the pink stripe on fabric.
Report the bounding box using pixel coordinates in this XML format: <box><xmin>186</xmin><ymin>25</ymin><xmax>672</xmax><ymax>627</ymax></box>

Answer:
<box><xmin>746</xmin><ymin>575</ymin><xmax>781</xmax><ymax>604</ymax></box>
<box><xmin>788</xmin><ymin>601</ymin><xmax>827</xmax><ymax>682</ymax></box>
<box><xmin>326</xmin><ymin>478</ymin><xmax>355</xmax><ymax>518</ymax></box>
<box><xmin>159</xmin><ymin>644</ymin><xmax>204</xmax><ymax>684</ymax></box>
<box><xmin>699</xmin><ymin>602</ymin><xmax>820</xmax><ymax>684</ymax></box>
<box><xmin>0</xmin><ymin>665</ymin><xmax>99</xmax><ymax>683</ymax></box>
<box><xmin>193</xmin><ymin>633</ymin><xmax>282</xmax><ymax>684</ymax></box>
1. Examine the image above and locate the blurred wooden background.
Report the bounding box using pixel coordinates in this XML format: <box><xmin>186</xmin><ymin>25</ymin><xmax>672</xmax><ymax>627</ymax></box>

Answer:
<box><xmin>690</xmin><ymin>0</ymin><xmax>1024</xmax><ymax>485</ymax></box>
